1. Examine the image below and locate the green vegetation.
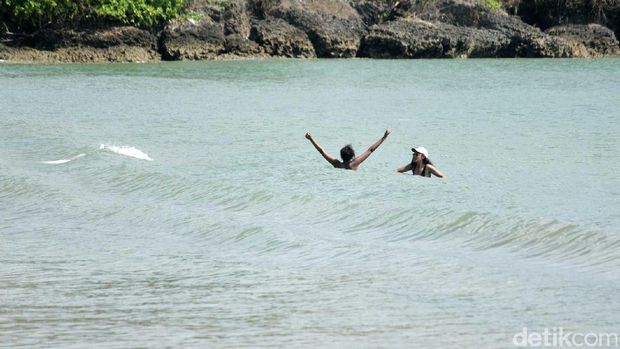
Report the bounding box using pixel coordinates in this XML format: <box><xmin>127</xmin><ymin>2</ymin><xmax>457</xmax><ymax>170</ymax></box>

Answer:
<box><xmin>96</xmin><ymin>0</ymin><xmax>184</xmax><ymax>28</ymax></box>
<box><xmin>482</xmin><ymin>0</ymin><xmax>502</xmax><ymax>11</ymax></box>
<box><xmin>175</xmin><ymin>10</ymin><xmax>207</xmax><ymax>23</ymax></box>
<box><xmin>0</xmin><ymin>0</ymin><xmax>184</xmax><ymax>32</ymax></box>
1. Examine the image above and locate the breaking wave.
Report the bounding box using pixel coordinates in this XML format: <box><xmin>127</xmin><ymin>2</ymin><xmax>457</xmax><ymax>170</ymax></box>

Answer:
<box><xmin>41</xmin><ymin>153</ymin><xmax>86</xmax><ymax>164</ymax></box>
<box><xmin>40</xmin><ymin>144</ymin><xmax>153</xmax><ymax>164</ymax></box>
<box><xmin>99</xmin><ymin>144</ymin><xmax>153</xmax><ymax>161</ymax></box>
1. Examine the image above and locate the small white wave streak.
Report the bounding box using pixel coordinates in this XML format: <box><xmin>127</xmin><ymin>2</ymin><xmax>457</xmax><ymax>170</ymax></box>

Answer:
<box><xmin>41</xmin><ymin>153</ymin><xmax>86</xmax><ymax>164</ymax></box>
<box><xmin>99</xmin><ymin>144</ymin><xmax>153</xmax><ymax>161</ymax></box>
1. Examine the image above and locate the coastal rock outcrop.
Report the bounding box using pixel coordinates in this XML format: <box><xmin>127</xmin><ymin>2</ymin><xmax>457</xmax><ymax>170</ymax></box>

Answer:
<box><xmin>359</xmin><ymin>18</ymin><xmax>511</xmax><ymax>58</ymax></box>
<box><xmin>0</xmin><ymin>45</ymin><xmax>158</xmax><ymax>63</ymax></box>
<box><xmin>475</xmin><ymin>10</ymin><xmax>566</xmax><ymax>57</ymax></box>
<box><xmin>0</xmin><ymin>26</ymin><xmax>158</xmax><ymax>63</ymax></box>
<box><xmin>347</xmin><ymin>0</ymin><xmax>392</xmax><ymax>26</ymax></box>
<box><xmin>357</xmin><ymin>0</ymin><xmax>619</xmax><ymax>58</ymax></box>
<box><xmin>223</xmin><ymin>33</ymin><xmax>265</xmax><ymax>57</ymax></box>
<box><xmin>259</xmin><ymin>0</ymin><xmax>366</xmax><ymax>57</ymax></box>
<box><xmin>222</xmin><ymin>1</ymin><xmax>267</xmax><ymax>56</ymax></box>
<box><xmin>224</xmin><ymin>1</ymin><xmax>252</xmax><ymax>37</ymax></box>
<box><xmin>39</xmin><ymin>26</ymin><xmax>156</xmax><ymax>50</ymax></box>
<box><xmin>159</xmin><ymin>19</ymin><xmax>226</xmax><ymax>60</ymax></box>
<box><xmin>158</xmin><ymin>0</ymin><xmax>365</xmax><ymax>59</ymax></box>
<box><xmin>249</xmin><ymin>18</ymin><xmax>316</xmax><ymax>57</ymax></box>
<box><xmin>1</xmin><ymin>0</ymin><xmax>618</xmax><ymax>62</ymax></box>
<box><xmin>546</xmin><ymin>24</ymin><xmax>620</xmax><ymax>56</ymax></box>
<box><xmin>428</xmin><ymin>0</ymin><xmax>571</xmax><ymax>57</ymax></box>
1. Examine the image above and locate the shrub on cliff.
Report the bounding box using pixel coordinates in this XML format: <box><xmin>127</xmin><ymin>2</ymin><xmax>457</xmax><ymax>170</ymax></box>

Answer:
<box><xmin>482</xmin><ymin>0</ymin><xmax>502</xmax><ymax>10</ymax></box>
<box><xmin>96</xmin><ymin>0</ymin><xmax>184</xmax><ymax>28</ymax></box>
<box><xmin>0</xmin><ymin>0</ymin><xmax>184</xmax><ymax>32</ymax></box>
<box><xmin>0</xmin><ymin>0</ymin><xmax>79</xmax><ymax>31</ymax></box>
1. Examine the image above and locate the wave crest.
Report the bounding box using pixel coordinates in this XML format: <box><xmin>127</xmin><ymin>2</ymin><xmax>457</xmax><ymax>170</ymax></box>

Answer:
<box><xmin>41</xmin><ymin>153</ymin><xmax>86</xmax><ymax>164</ymax></box>
<box><xmin>99</xmin><ymin>144</ymin><xmax>153</xmax><ymax>161</ymax></box>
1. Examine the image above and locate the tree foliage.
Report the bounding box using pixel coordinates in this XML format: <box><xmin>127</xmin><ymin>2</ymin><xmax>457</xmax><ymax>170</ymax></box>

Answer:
<box><xmin>0</xmin><ymin>0</ymin><xmax>184</xmax><ymax>32</ymax></box>
<box><xmin>96</xmin><ymin>0</ymin><xmax>184</xmax><ymax>28</ymax></box>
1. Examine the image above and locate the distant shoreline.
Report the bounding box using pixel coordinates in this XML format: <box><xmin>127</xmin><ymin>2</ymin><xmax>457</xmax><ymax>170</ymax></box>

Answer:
<box><xmin>1</xmin><ymin>0</ymin><xmax>619</xmax><ymax>63</ymax></box>
<box><xmin>1</xmin><ymin>52</ymin><xmax>619</xmax><ymax>65</ymax></box>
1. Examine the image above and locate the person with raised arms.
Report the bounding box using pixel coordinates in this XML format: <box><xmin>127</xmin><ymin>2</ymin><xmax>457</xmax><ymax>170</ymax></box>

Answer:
<box><xmin>305</xmin><ymin>129</ymin><xmax>392</xmax><ymax>171</ymax></box>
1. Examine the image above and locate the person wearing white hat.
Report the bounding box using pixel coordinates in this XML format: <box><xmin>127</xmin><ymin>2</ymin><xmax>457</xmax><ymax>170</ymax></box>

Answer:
<box><xmin>395</xmin><ymin>146</ymin><xmax>446</xmax><ymax>178</ymax></box>
<box><xmin>305</xmin><ymin>129</ymin><xmax>392</xmax><ymax>171</ymax></box>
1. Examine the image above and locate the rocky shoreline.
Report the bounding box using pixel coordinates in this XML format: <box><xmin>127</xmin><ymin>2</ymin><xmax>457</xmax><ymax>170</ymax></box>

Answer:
<box><xmin>1</xmin><ymin>0</ymin><xmax>618</xmax><ymax>63</ymax></box>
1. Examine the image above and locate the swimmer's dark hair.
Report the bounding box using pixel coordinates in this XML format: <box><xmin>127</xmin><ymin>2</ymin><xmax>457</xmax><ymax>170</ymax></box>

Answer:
<box><xmin>340</xmin><ymin>144</ymin><xmax>355</xmax><ymax>162</ymax></box>
<box><xmin>411</xmin><ymin>153</ymin><xmax>433</xmax><ymax>166</ymax></box>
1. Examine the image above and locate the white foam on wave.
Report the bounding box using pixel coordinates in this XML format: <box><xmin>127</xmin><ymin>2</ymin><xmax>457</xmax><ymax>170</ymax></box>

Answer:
<box><xmin>99</xmin><ymin>144</ymin><xmax>153</xmax><ymax>161</ymax></box>
<box><xmin>41</xmin><ymin>153</ymin><xmax>86</xmax><ymax>164</ymax></box>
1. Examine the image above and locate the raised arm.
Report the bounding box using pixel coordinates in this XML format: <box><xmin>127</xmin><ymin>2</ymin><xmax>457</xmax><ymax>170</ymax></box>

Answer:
<box><xmin>349</xmin><ymin>128</ymin><xmax>391</xmax><ymax>169</ymax></box>
<box><xmin>305</xmin><ymin>132</ymin><xmax>341</xmax><ymax>168</ymax></box>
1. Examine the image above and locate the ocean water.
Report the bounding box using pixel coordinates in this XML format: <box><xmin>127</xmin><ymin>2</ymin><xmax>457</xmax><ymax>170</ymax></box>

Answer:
<box><xmin>1</xmin><ymin>59</ymin><xmax>619</xmax><ymax>348</ymax></box>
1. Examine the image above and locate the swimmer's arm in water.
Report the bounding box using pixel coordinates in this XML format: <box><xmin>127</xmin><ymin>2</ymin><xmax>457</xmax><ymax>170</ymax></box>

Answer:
<box><xmin>426</xmin><ymin>164</ymin><xmax>446</xmax><ymax>178</ymax></box>
<box><xmin>349</xmin><ymin>128</ymin><xmax>392</xmax><ymax>169</ymax></box>
<box><xmin>395</xmin><ymin>163</ymin><xmax>413</xmax><ymax>173</ymax></box>
<box><xmin>305</xmin><ymin>132</ymin><xmax>341</xmax><ymax>168</ymax></box>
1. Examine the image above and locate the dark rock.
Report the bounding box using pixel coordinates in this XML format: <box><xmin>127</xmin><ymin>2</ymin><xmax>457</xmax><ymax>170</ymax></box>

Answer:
<box><xmin>434</xmin><ymin>0</ymin><xmax>486</xmax><ymax>26</ymax></box>
<box><xmin>259</xmin><ymin>0</ymin><xmax>366</xmax><ymax>57</ymax></box>
<box><xmin>159</xmin><ymin>19</ymin><xmax>225</xmax><ymax>60</ymax></box>
<box><xmin>388</xmin><ymin>0</ymin><xmax>417</xmax><ymax>20</ymax></box>
<box><xmin>607</xmin><ymin>7</ymin><xmax>620</xmax><ymax>40</ymax></box>
<box><xmin>428</xmin><ymin>0</ymin><xmax>566</xmax><ymax>57</ymax></box>
<box><xmin>359</xmin><ymin>18</ymin><xmax>512</xmax><ymax>58</ymax></box>
<box><xmin>546</xmin><ymin>23</ymin><xmax>619</xmax><ymax>56</ymax></box>
<box><xmin>249</xmin><ymin>18</ymin><xmax>316</xmax><ymax>57</ymax></box>
<box><xmin>378</xmin><ymin>0</ymin><xmax>446</xmax><ymax>22</ymax></box>
<box><xmin>477</xmin><ymin>12</ymin><xmax>565</xmax><ymax>57</ymax></box>
<box><xmin>223</xmin><ymin>0</ymin><xmax>252</xmax><ymax>37</ymax></box>
<box><xmin>184</xmin><ymin>0</ymin><xmax>224</xmax><ymax>22</ymax></box>
<box><xmin>348</xmin><ymin>0</ymin><xmax>391</xmax><ymax>26</ymax></box>
<box><xmin>5</xmin><ymin>27</ymin><xmax>156</xmax><ymax>51</ymax></box>
<box><xmin>352</xmin><ymin>0</ymin><xmax>570</xmax><ymax>57</ymax></box>
<box><xmin>0</xmin><ymin>42</ymin><xmax>157</xmax><ymax>63</ymax></box>
<box><xmin>224</xmin><ymin>33</ymin><xmax>265</xmax><ymax>55</ymax></box>
<box><xmin>82</xmin><ymin>27</ymin><xmax>156</xmax><ymax>49</ymax></box>
<box><xmin>516</xmin><ymin>0</ymin><xmax>620</xmax><ymax>40</ymax></box>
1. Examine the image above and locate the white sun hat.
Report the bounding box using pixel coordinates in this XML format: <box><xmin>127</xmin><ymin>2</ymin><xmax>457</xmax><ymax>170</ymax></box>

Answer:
<box><xmin>411</xmin><ymin>146</ymin><xmax>429</xmax><ymax>158</ymax></box>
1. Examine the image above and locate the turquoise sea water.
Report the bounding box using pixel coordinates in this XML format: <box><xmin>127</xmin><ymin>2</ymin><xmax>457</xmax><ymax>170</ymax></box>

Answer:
<box><xmin>1</xmin><ymin>59</ymin><xmax>619</xmax><ymax>348</ymax></box>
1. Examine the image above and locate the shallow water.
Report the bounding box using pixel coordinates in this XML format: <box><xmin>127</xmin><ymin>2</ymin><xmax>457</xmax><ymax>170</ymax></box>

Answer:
<box><xmin>1</xmin><ymin>58</ymin><xmax>619</xmax><ymax>348</ymax></box>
